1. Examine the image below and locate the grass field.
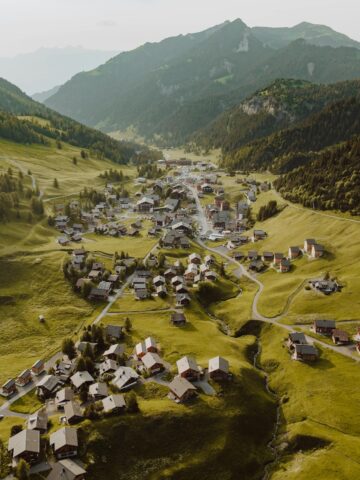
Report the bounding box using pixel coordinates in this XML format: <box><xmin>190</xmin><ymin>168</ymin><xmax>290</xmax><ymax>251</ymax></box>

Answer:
<box><xmin>260</xmin><ymin>324</ymin><xmax>360</xmax><ymax>479</ymax></box>
<box><xmin>9</xmin><ymin>390</ymin><xmax>43</xmax><ymax>414</ymax></box>
<box><xmin>0</xmin><ymin>417</ymin><xmax>25</xmax><ymax>443</ymax></box>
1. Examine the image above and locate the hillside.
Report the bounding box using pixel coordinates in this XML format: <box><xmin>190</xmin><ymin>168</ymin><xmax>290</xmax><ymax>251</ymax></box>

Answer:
<box><xmin>45</xmin><ymin>19</ymin><xmax>360</xmax><ymax>145</ymax></box>
<box><xmin>252</xmin><ymin>21</ymin><xmax>360</xmax><ymax>49</ymax></box>
<box><xmin>221</xmin><ymin>95</ymin><xmax>360</xmax><ymax>174</ymax></box>
<box><xmin>0</xmin><ymin>77</ymin><xmax>153</xmax><ymax>164</ymax></box>
<box><xmin>191</xmin><ymin>79</ymin><xmax>360</xmax><ymax>153</ymax></box>
<box><xmin>274</xmin><ymin>135</ymin><xmax>360</xmax><ymax>214</ymax></box>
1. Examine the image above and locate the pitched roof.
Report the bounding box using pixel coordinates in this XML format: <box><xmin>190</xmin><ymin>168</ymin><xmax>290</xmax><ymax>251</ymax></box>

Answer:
<box><xmin>208</xmin><ymin>356</ymin><xmax>229</xmax><ymax>374</ymax></box>
<box><xmin>102</xmin><ymin>394</ymin><xmax>126</xmax><ymax>413</ymax></box>
<box><xmin>103</xmin><ymin>344</ymin><xmax>125</xmax><ymax>357</ymax></box>
<box><xmin>64</xmin><ymin>401</ymin><xmax>83</xmax><ymax>421</ymax></box>
<box><xmin>55</xmin><ymin>387</ymin><xmax>74</xmax><ymax>405</ymax></box>
<box><xmin>27</xmin><ymin>409</ymin><xmax>48</xmax><ymax>431</ymax></box>
<box><xmin>176</xmin><ymin>356</ymin><xmax>199</xmax><ymax>374</ymax></box>
<box><xmin>145</xmin><ymin>337</ymin><xmax>157</xmax><ymax>350</ymax></box>
<box><xmin>50</xmin><ymin>427</ymin><xmax>78</xmax><ymax>451</ymax></box>
<box><xmin>37</xmin><ymin>374</ymin><xmax>62</xmax><ymax>392</ymax></box>
<box><xmin>169</xmin><ymin>376</ymin><xmax>197</xmax><ymax>398</ymax></box>
<box><xmin>70</xmin><ymin>371</ymin><xmax>94</xmax><ymax>388</ymax></box>
<box><xmin>112</xmin><ymin>366</ymin><xmax>139</xmax><ymax>390</ymax></box>
<box><xmin>8</xmin><ymin>429</ymin><xmax>40</xmax><ymax>457</ymax></box>
<box><xmin>47</xmin><ymin>459</ymin><xmax>86</xmax><ymax>480</ymax></box>
<box><xmin>294</xmin><ymin>344</ymin><xmax>318</xmax><ymax>355</ymax></box>
<box><xmin>142</xmin><ymin>352</ymin><xmax>163</xmax><ymax>369</ymax></box>
<box><xmin>89</xmin><ymin>382</ymin><xmax>108</xmax><ymax>397</ymax></box>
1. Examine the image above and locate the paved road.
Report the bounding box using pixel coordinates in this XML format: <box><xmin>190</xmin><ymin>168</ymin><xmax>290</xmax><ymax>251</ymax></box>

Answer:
<box><xmin>190</xmin><ymin>186</ymin><xmax>360</xmax><ymax>363</ymax></box>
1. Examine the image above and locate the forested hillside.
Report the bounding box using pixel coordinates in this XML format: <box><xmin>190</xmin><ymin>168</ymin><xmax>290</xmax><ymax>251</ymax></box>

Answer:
<box><xmin>44</xmin><ymin>19</ymin><xmax>360</xmax><ymax>145</ymax></box>
<box><xmin>0</xmin><ymin>78</ymin><xmax>155</xmax><ymax>164</ymax></box>
<box><xmin>274</xmin><ymin>136</ymin><xmax>360</xmax><ymax>214</ymax></box>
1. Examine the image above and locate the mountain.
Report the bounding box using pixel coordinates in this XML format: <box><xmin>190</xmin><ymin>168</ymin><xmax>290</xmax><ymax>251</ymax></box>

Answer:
<box><xmin>32</xmin><ymin>85</ymin><xmax>60</xmax><ymax>103</ymax></box>
<box><xmin>252</xmin><ymin>22</ymin><xmax>360</xmax><ymax>49</ymax></box>
<box><xmin>192</xmin><ymin>78</ymin><xmax>360</xmax><ymax>153</ymax></box>
<box><xmin>0</xmin><ymin>47</ymin><xmax>117</xmax><ymax>95</ymax></box>
<box><xmin>45</xmin><ymin>19</ymin><xmax>360</xmax><ymax>146</ymax></box>
<box><xmin>274</xmin><ymin>135</ymin><xmax>360</xmax><ymax>215</ymax></box>
<box><xmin>0</xmin><ymin>77</ymin><xmax>151</xmax><ymax>164</ymax></box>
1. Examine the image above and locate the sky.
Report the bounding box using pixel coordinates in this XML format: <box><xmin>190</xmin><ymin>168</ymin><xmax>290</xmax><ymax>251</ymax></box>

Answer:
<box><xmin>0</xmin><ymin>0</ymin><xmax>359</xmax><ymax>57</ymax></box>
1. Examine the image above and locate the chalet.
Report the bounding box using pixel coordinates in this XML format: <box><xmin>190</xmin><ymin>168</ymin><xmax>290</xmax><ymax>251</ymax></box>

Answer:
<box><xmin>313</xmin><ymin>320</ymin><xmax>336</xmax><ymax>335</ymax></box>
<box><xmin>304</xmin><ymin>238</ymin><xmax>316</xmax><ymax>254</ymax></box>
<box><xmin>273</xmin><ymin>253</ymin><xmax>284</xmax><ymax>265</ymax></box>
<box><xmin>249</xmin><ymin>260</ymin><xmax>265</xmax><ymax>273</ymax></box>
<box><xmin>55</xmin><ymin>388</ymin><xmax>74</xmax><ymax>410</ymax></box>
<box><xmin>37</xmin><ymin>375</ymin><xmax>62</xmax><ymax>399</ymax></box>
<box><xmin>168</xmin><ymin>376</ymin><xmax>197</xmax><ymax>403</ymax></box>
<box><xmin>102</xmin><ymin>394</ymin><xmax>126</xmax><ymax>414</ymax></box>
<box><xmin>75</xmin><ymin>342</ymin><xmax>97</xmax><ymax>355</ymax></box>
<box><xmin>248</xmin><ymin>250</ymin><xmax>259</xmax><ymax>261</ymax></box>
<box><xmin>311</xmin><ymin>279</ymin><xmax>338</xmax><ymax>295</ymax></box>
<box><xmin>212</xmin><ymin>211</ymin><xmax>230</xmax><ymax>229</ymax></box>
<box><xmin>92</xmin><ymin>262</ymin><xmax>104</xmax><ymax>272</ymax></box>
<box><xmin>55</xmin><ymin>361</ymin><xmax>75</xmax><ymax>380</ymax></box>
<box><xmin>176</xmin><ymin>294</ymin><xmax>191</xmax><ymax>307</ymax></box>
<box><xmin>153</xmin><ymin>275</ymin><xmax>165</xmax><ymax>287</ymax></box>
<box><xmin>204</xmin><ymin>255</ymin><xmax>215</xmax><ymax>265</ymax></box>
<box><xmin>164</xmin><ymin>269</ymin><xmax>177</xmax><ymax>282</ymax></box>
<box><xmin>156</xmin><ymin>285</ymin><xmax>167</xmax><ymax>298</ymax></box>
<box><xmin>171</xmin><ymin>312</ymin><xmax>187</xmax><ymax>327</ymax></box>
<box><xmin>112</xmin><ymin>366</ymin><xmax>139</xmax><ymax>391</ymax></box>
<box><xmin>1</xmin><ymin>378</ymin><xmax>17</xmax><ymax>397</ymax></box>
<box><xmin>145</xmin><ymin>337</ymin><xmax>158</xmax><ymax>353</ymax></box>
<box><xmin>171</xmin><ymin>276</ymin><xmax>184</xmax><ymax>287</ymax></box>
<box><xmin>171</xmin><ymin>222</ymin><xmax>192</xmax><ymax>235</ymax></box>
<box><xmin>88</xmin><ymin>287</ymin><xmax>109</xmax><ymax>301</ymax></box>
<box><xmin>288</xmin><ymin>246</ymin><xmax>301</xmax><ymax>259</ymax></box>
<box><xmin>128</xmin><ymin>227</ymin><xmax>140</xmax><ymax>237</ymax></box>
<box><xmin>64</xmin><ymin>401</ymin><xmax>83</xmax><ymax>425</ymax></box>
<box><xmin>70</xmin><ymin>371</ymin><xmax>94</xmax><ymax>390</ymax></box>
<box><xmin>135</xmin><ymin>270</ymin><xmax>152</xmax><ymax>279</ymax></box>
<box><xmin>8</xmin><ymin>429</ymin><xmax>40</xmax><ymax>465</ymax></box>
<box><xmin>177</xmin><ymin>356</ymin><xmax>200</xmax><ymax>381</ymax></box>
<box><xmin>137</xmin><ymin>197</ymin><xmax>154</xmax><ymax>213</ymax></box>
<box><xmin>103</xmin><ymin>344</ymin><xmax>125</xmax><ymax>361</ymax></box>
<box><xmin>292</xmin><ymin>344</ymin><xmax>318</xmax><ymax>362</ymax></box>
<box><xmin>135</xmin><ymin>288</ymin><xmax>150</xmax><ymax>300</ymax></box>
<box><xmin>208</xmin><ymin>356</ymin><xmax>230</xmax><ymax>381</ymax></box>
<box><xmin>332</xmin><ymin>329</ymin><xmax>350</xmax><ymax>345</ymax></box>
<box><xmin>262</xmin><ymin>252</ymin><xmax>274</xmax><ymax>262</ymax></box>
<box><xmin>188</xmin><ymin>253</ymin><xmax>201</xmax><ymax>265</ymax></box>
<box><xmin>135</xmin><ymin>342</ymin><xmax>147</xmax><ymax>359</ymax></box>
<box><xmin>180</xmin><ymin>237</ymin><xmax>190</xmax><ymax>249</ymax></box>
<box><xmin>89</xmin><ymin>382</ymin><xmax>108</xmax><ymax>400</ymax></box>
<box><xmin>50</xmin><ymin>427</ymin><xmax>78</xmax><ymax>459</ymax></box>
<box><xmin>311</xmin><ymin>243</ymin><xmax>325</xmax><ymax>258</ymax></box>
<box><xmin>105</xmin><ymin>325</ymin><xmax>123</xmax><ymax>342</ymax></box>
<box><xmin>58</xmin><ymin>236</ymin><xmax>70</xmax><ymax>246</ymax></box>
<box><xmin>88</xmin><ymin>270</ymin><xmax>102</xmax><ymax>282</ymax></box>
<box><xmin>27</xmin><ymin>408</ymin><xmax>48</xmax><ymax>434</ymax></box>
<box><xmin>176</xmin><ymin>284</ymin><xmax>189</xmax><ymax>295</ymax></box>
<box><xmin>141</xmin><ymin>352</ymin><xmax>164</xmax><ymax>375</ymax></box>
<box><xmin>205</xmin><ymin>270</ymin><xmax>217</xmax><ymax>281</ymax></box>
<box><xmin>233</xmin><ymin>252</ymin><xmax>245</xmax><ymax>261</ymax></box>
<box><xmin>99</xmin><ymin>359</ymin><xmax>118</xmax><ymax>376</ymax></box>
<box><xmin>253</xmin><ymin>230</ymin><xmax>266</xmax><ymax>241</ymax></box>
<box><xmin>246</xmin><ymin>190</ymin><xmax>256</xmax><ymax>203</ymax></box>
<box><xmin>287</xmin><ymin>332</ymin><xmax>307</xmax><ymax>350</ymax></box>
<box><xmin>16</xmin><ymin>369</ymin><xmax>32</xmax><ymax>387</ymax></box>
<box><xmin>279</xmin><ymin>258</ymin><xmax>291</xmax><ymax>273</ymax></box>
<box><xmin>47</xmin><ymin>459</ymin><xmax>86</xmax><ymax>480</ymax></box>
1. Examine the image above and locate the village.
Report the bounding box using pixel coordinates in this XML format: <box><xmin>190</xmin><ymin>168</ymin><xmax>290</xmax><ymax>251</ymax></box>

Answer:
<box><xmin>1</xmin><ymin>156</ymin><xmax>359</xmax><ymax>479</ymax></box>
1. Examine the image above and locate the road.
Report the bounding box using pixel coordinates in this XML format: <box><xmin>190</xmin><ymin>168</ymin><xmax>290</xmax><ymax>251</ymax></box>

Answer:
<box><xmin>191</xmin><ymin>186</ymin><xmax>360</xmax><ymax>363</ymax></box>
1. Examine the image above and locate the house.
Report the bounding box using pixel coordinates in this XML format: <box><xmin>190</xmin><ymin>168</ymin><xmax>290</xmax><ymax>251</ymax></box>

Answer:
<box><xmin>176</xmin><ymin>284</ymin><xmax>189</xmax><ymax>295</ymax></box>
<box><xmin>16</xmin><ymin>369</ymin><xmax>32</xmax><ymax>387</ymax></box>
<box><xmin>135</xmin><ymin>288</ymin><xmax>150</xmax><ymax>300</ymax></box>
<box><xmin>50</xmin><ymin>427</ymin><xmax>78</xmax><ymax>459</ymax></box>
<box><xmin>204</xmin><ymin>255</ymin><xmax>215</xmax><ymax>265</ymax></box>
<box><xmin>208</xmin><ymin>356</ymin><xmax>230</xmax><ymax>381</ymax></box>
<box><xmin>103</xmin><ymin>344</ymin><xmax>125</xmax><ymax>361</ymax></box>
<box><xmin>253</xmin><ymin>230</ymin><xmax>266</xmax><ymax>241</ymax></box>
<box><xmin>233</xmin><ymin>252</ymin><xmax>244</xmax><ymax>261</ymax></box>
<box><xmin>288</xmin><ymin>246</ymin><xmax>301</xmax><ymax>260</ymax></box>
<box><xmin>287</xmin><ymin>332</ymin><xmax>307</xmax><ymax>350</ymax></box>
<box><xmin>1</xmin><ymin>378</ymin><xmax>17</xmax><ymax>397</ymax></box>
<box><xmin>262</xmin><ymin>252</ymin><xmax>274</xmax><ymax>263</ymax></box>
<box><xmin>184</xmin><ymin>268</ymin><xmax>197</xmax><ymax>284</ymax></box>
<box><xmin>75</xmin><ymin>342</ymin><xmax>97</xmax><ymax>355</ymax></box>
<box><xmin>304</xmin><ymin>239</ymin><xmax>316</xmax><ymax>254</ymax></box>
<box><xmin>112</xmin><ymin>366</ymin><xmax>139</xmax><ymax>391</ymax></box>
<box><xmin>8</xmin><ymin>429</ymin><xmax>40</xmax><ymax>465</ymax></box>
<box><xmin>249</xmin><ymin>260</ymin><xmax>265</xmax><ymax>273</ymax></box>
<box><xmin>105</xmin><ymin>325</ymin><xmax>123</xmax><ymax>342</ymax></box>
<box><xmin>176</xmin><ymin>356</ymin><xmax>200</xmax><ymax>381</ymax></box>
<box><xmin>27</xmin><ymin>408</ymin><xmax>48</xmax><ymax>433</ymax></box>
<box><xmin>332</xmin><ymin>329</ymin><xmax>350</xmax><ymax>345</ymax></box>
<box><xmin>70</xmin><ymin>371</ymin><xmax>94</xmax><ymax>390</ymax></box>
<box><xmin>55</xmin><ymin>388</ymin><xmax>74</xmax><ymax>410</ymax></box>
<box><xmin>188</xmin><ymin>253</ymin><xmax>201</xmax><ymax>265</ymax></box>
<box><xmin>156</xmin><ymin>285</ymin><xmax>167</xmax><ymax>298</ymax></box>
<box><xmin>311</xmin><ymin>244</ymin><xmax>325</xmax><ymax>258</ymax></box>
<box><xmin>313</xmin><ymin>320</ymin><xmax>336</xmax><ymax>335</ymax></box>
<box><xmin>37</xmin><ymin>375</ymin><xmax>62</xmax><ymax>399</ymax></box>
<box><xmin>31</xmin><ymin>359</ymin><xmax>45</xmax><ymax>376</ymax></box>
<box><xmin>145</xmin><ymin>337</ymin><xmax>158</xmax><ymax>353</ymax></box>
<box><xmin>312</xmin><ymin>279</ymin><xmax>338</xmax><ymax>295</ymax></box>
<box><xmin>92</xmin><ymin>262</ymin><xmax>104</xmax><ymax>271</ymax></box>
<box><xmin>135</xmin><ymin>342</ymin><xmax>147</xmax><ymax>359</ymax></box>
<box><xmin>137</xmin><ymin>197</ymin><xmax>154</xmax><ymax>213</ymax></box>
<box><xmin>88</xmin><ymin>270</ymin><xmax>102</xmax><ymax>281</ymax></box>
<box><xmin>89</xmin><ymin>382</ymin><xmax>108</xmax><ymax>400</ymax></box>
<box><xmin>248</xmin><ymin>250</ymin><xmax>259</xmax><ymax>261</ymax></box>
<box><xmin>171</xmin><ymin>222</ymin><xmax>192</xmax><ymax>235</ymax></box>
<box><xmin>47</xmin><ymin>459</ymin><xmax>86</xmax><ymax>480</ymax></box>
<box><xmin>279</xmin><ymin>258</ymin><xmax>291</xmax><ymax>273</ymax></box>
<box><xmin>89</xmin><ymin>287</ymin><xmax>109</xmax><ymax>301</ymax></box>
<box><xmin>273</xmin><ymin>253</ymin><xmax>284</xmax><ymax>265</ymax></box>
<box><xmin>292</xmin><ymin>344</ymin><xmax>318</xmax><ymax>362</ymax></box>
<box><xmin>205</xmin><ymin>271</ymin><xmax>217</xmax><ymax>281</ymax></box>
<box><xmin>141</xmin><ymin>352</ymin><xmax>164</xmax><ymax>375</ymax></box>
<box><xmin>64</xmin><ymin>401</ymin><xmax>83</xmax><ymax>425</ymax></box>
<box><xmin>176</xmin><ymin>294</ymin><xmax>191</xmax><ymax>307</ymax></box>
<box><xmin>171</xmin><ymin>276</ymin><xmax>184</xmax><ymax>287</ymax></box>
<box><xmin>153</xmin><ymin>275</ymin><xmax>165</xmax><ymax>287</ymax></box>
<box><xmin>99</xmin><ymin>359</ymin><xmax>119</xmax><ymax>376</ymax></box>
<box><xmin>168</xmin><ymin>376</ymin><xmax>197</xmax><ymax>403</ymax></box>
<box><xmin>171</xmin><ymin>312</ymin><xmax>187</xmax><ymax>327</ymax></box>
<box><xmin>164</xmin><ymin>268</ymin><xmax>177</xmax><ymax>281</ymax></box>
<box><xmin>102</xmin><ymin>394</ymin><xmax>126</xmax><ymax>414</ymax></box>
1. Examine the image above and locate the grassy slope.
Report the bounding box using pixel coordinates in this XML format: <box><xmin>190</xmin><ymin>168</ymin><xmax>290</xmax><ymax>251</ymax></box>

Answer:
<box><xmin>260</xmin><ymin>324</ymin><xmax>360</xmax><ymax>479</ymax></box>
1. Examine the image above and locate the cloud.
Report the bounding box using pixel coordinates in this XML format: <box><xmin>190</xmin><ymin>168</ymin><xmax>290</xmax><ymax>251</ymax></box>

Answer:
<box><xmin>97</xmin><ymin>19</ymin><xmax>118</xmax><ymax>28</ymax></box>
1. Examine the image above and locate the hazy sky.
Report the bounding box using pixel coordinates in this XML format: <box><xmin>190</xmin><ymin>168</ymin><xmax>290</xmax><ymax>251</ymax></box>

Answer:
<box><xmin>1</xmin><ymin>0</ymin><xmax>359</xmax><ymax>57</ymax></box>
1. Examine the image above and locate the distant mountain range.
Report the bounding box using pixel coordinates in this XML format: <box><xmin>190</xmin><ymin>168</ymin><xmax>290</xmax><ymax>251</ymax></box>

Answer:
<box><xmin>44</xmin><ymin>19</ymin><xmax>360</xmax><ymax>145</ymax></box>
<box><xmin>0</xmin><ymin>47</ymin><xmax>117</xmax><ymax>95</ymax></box>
